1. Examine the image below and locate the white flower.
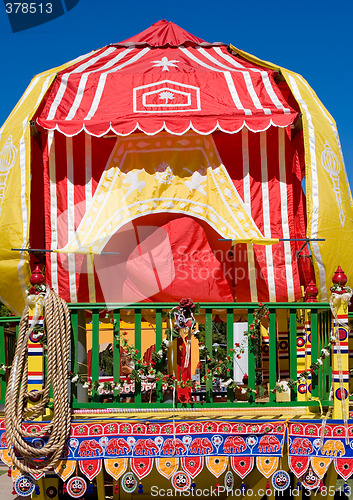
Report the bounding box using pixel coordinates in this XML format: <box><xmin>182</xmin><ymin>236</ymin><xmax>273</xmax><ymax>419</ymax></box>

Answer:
<box><xmin>300</xmin><ymin>377</ymin><xmax>306</xmax><ymax>383</ymax></box>
<box><xmin>321</xmin><ymin>349</ymin><xmax>330</xmax><ymax>357</ymax></box>
<box><xmin>163</xmin><ymin>339</ymin><xmax>172</xmax><ymax>348</ymax></box>
<box><xmin>223</xmin><ymin>379</ymin><xmax>232</xmax><ymax>387</ymax></box>
<box><xmin>278</xmin><ymin>381</ymin><xmax>289</xmax><ymax>391</ymax></box>
<box><xmin>157</xmin><ymin>350</ymin><xmax>163</xmax><ymax>357</ymax></box>
<box><xmin>316</xmin><ymin>358</ymin><xmax>323</xmax><ymax>366</ymax></box>
<box><xmin>330</xmin><ymin>335</ymin><xmax>336</xmax><ymax>343</ymax></box>
<box><xmin>241</xmin><ymin>388</ymin><xmax>247</xmax><ymax>394</ymax></box>
<box><xmin>83</xmin><ymin>382</ymin><xmax>89</xmax><ymax>389</ymax></box>
<box><xmin>71</xmin><ymin>375</ymin><xmax>79</xmax><ymax>383</ymax></box>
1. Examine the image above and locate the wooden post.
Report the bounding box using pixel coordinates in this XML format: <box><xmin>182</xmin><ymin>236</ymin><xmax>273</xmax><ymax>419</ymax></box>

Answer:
<box><xmin>331</xmin><ymin>267</ymin><xmax>350</xmax><ymax>420</ymax></box>
<box><xmin>27</xmin><ymin>266</ymin><xmax>45</xmax><ymax>416</ymax></box>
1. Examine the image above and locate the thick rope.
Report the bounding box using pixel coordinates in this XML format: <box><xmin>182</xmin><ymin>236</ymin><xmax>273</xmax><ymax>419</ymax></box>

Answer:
<box><xmin>4</xmin><ymin>288</ymin><xmax>71</xmax><ymax>474</ymax></box>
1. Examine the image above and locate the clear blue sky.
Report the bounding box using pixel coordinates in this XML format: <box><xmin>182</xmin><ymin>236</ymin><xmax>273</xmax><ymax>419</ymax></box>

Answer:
<box><xmin>0</xmin><ymin>0</ymin><xmax>352</xmax><ymax>182</ymax></box>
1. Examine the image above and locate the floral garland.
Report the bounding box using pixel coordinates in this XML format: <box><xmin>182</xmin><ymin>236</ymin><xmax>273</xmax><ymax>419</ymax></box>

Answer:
<box><xmin>66</xmin><ymin>300</ymin><xmax>337</xmax><ymax>400</ymax></box>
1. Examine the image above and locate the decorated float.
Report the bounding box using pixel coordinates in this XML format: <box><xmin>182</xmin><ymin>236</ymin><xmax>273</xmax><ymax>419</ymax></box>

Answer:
<box><xmin>0</xmin><ymin>19</ymin><xmax>353</xmax><ymax>499</ymax></box>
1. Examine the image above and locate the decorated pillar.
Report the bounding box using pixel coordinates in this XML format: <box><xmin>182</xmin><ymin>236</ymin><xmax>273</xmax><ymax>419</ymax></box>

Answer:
<box><xmin>277</xmin><ymin>310</ymin><xmax>290</xmax><ymax>380</ymax></box>
<box><xmin>330</xmin><ymin>267</ymin><xmax>351</xmax><ymax>420</ymax></box>
<box><xmin>27</xmin><ymin>266</ymin><xmax>46</xmax><ymax>414</ymax></box>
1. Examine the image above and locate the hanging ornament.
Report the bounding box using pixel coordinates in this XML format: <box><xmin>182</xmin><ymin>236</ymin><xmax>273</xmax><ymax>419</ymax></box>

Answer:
<box><xmin>34</xmin><ymin>484</ymin><xmax>40</xmax><ymax>496</ymax></box>
<box><xmin>138</xmin><ymin>483</ymin><xmax>144</xmax><ymax>494</ymax></box>
<box><xmin>344</xmin><ymin>482</ymin><xmax>350</xmax><ymax>495</ymax></box>
<box><xmin>311</xmin><ymin>457</ymin><xmax>331</xmax><ymax>479</ymax></box>
<box><xmin>62</xmin><ymin>483</ymin><xmax>67</xmax><ymax>495</ymax></box>
<box><xmin>29</xmin><ymin>470</ymin><xmax>45</xmax><ymax>481</ymax></box>
<box><xmin>121</xmin><ymin>472</ymin><xmax>138</xmax><ymax>493</ymax></box>
<box><xmin>104</xmin><ymin>458</ymin><xmax>128</xmax><ymax>481</ymax></box>
<box><xmin>334</xmin><ymin>458</ymin><xmax>353</xmax><ymax>480</ymax></box>
<box><xmin>224</xmin><ymin>471</ymin><xmax>234</xmax><ymax>493</ymax></box>
<box><xmin>79</xmin><ymin>459</ymin><xmax>102</xmax><ymax>481</ymax></box>
<box><xmin>288</xmin><ymin>455</ymin><xmax>310</xmax><ymax>478</ymax></box>
<box><xmin>156</xmin><ymin>457</ymin><xmax>179</xmax><ymax>479</ymax></box>
<box><xmin>46</xmin><ymin>486</ymin><xmax>58</xmax><ymax>498</ymax></box>
<box><xmin>66</xmin><ymin>476</ymin><xmax>87</xmax><ymax>498</ymax></box>
<box><xmin>206</xmin><ymin>456</ymin><xmax>228</xmax><ymax>478</ymax></box>
<box><xmin>181</xmin><ymin>457</ymin><xmax>203</xmax><ymax>478</ymax></box>
<box><xmin>131</xmin><ymin>457</ymin><xmax>153</xmax><ymax>480</ymax></box>
<box><xmin>54</xmin><ymin>460</ymin><xmax>76</xmax><ymax>482</ymax></box>
<box><xmin>271</xmin><ymin>470</ymin><xmax>291</xmax><ymax>491</ymax></box>
<box><xmin>256</xmin><ymin>456</ymin><xmax>279</xmax><ymax>478</ymax></box>
<box><xmin>14</xmin><ymin>475</ymin><xmax>36</xmax><ymax>497</ymax></box>
<box><xmin>301</xmin><ymin>468</ymin><xmax>320</xmax><ymax>490</ymax></box>
<box><xmin>11</xmin><ymin>467</ymin><xmax>21</xmax><ymax>481</ymax></box>
<box><xmin>231</xmin><ymin>456</ymin><xmax>254</xmax><ymax>479</ymax></box>
<box><xmin>190</xmin><ymin>482</ymin><xmax>196</xmax><ymax>492</ymax></box>
<box><xmin>171</xmin><ymin>471</ymin><xmax>192</xmax><ymax>492</ymax></box>
<box><xmin>296</xmin><ymin>481</ymin><xmax>302</xmax><ymax>491</ymax></box>
<box><xmin>114</xmin><ymin>482</ymin><xmax>119</xmax><ymax>494</ymax></box>
<box><xmin>0</xmin><ymin>449</ymin><xmax>12</xmax><ymax>467</ymax></box>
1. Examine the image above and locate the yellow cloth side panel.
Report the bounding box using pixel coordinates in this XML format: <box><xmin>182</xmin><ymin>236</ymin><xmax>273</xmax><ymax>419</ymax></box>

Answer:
<box><xmin>0</xmin><ymin>52</ymin><xmax>96</xmax><ymax>314</ymax></box>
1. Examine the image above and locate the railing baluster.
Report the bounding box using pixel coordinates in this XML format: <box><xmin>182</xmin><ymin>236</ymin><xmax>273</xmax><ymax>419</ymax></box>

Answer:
<box><xmin>226</xmin><ymin>309</ymin><xmax>234</xmax><ymax>403</ymax></box>
<box><xmin>113</xmin><ymin>310</ymin><xmax>120</xmax><ymax>401</ymax></box>
<box><xmin>0</xmin><ymin>324</ymin><xmax>5</xmax><ymax>404</ymax></box>
<box><xmin>269</xmin><ymin>311</ymin><xmax>277</xmax><ymax>403</ymax></box>
<box><xmin>134</xmin><ymin>309</ymin><xmax>141</xmax><ymax>404</ymax></box>
<box><xmin>247</xmin><ymin>309</ymin><xmax>255</xmax><ymax>403</ymax></box>
<box><xmin>70</xmin><ymin>309</ymin><xmax>78</xmax><ymax>404</ymax></box>
<box><xmin>91</xmin><ymin>311</ymin><xmax>100</xmax><ymax>403</ymax></box>
<box><xmin>289</xmin><ymin>309</ymin><xmax>297</xmax><ymax>401</ymax></box>
<box><xmin>155</xmin><ymin>310</ymin><xmax>163</xmax><ymax>404</ymax></box>
<box><xmin>311</xmin><ymin>310</ymin><xmax>318</xmax><ymax>398</ymax></box>
<box><xmin>205</xmin><ymin>308</ymin><xmax>213</xmax><ymax>403</ymax></box>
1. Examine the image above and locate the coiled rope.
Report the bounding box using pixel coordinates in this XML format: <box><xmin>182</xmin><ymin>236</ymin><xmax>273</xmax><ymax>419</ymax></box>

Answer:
<box><xmin>5</xmin><ymin>288</ymin><xmax>71</xmax><ymax>474</ymax></box>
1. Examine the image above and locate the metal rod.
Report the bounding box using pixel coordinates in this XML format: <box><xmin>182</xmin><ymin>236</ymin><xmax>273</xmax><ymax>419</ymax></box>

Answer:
<box><xmin>11</xmin><ymin>248</ymin><xmax>119</xmax><ymax>255</ymax></box>
<box><xmin>218</xmin><ymin>238</ymin><xmax>325</xmax><ymax>242</ymax></box>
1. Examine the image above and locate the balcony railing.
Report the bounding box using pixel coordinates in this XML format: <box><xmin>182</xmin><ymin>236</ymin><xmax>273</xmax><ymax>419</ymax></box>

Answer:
<box><xmin>0</xmin><ymin>302</ymin><xmax>334</xmax><ymax>411</ymax></box>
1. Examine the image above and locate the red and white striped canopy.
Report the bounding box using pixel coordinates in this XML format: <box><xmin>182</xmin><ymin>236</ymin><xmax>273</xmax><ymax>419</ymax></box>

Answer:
<box><xmin>36</xmin><ymin>20</ymin><xmax>298</xmax><ymax>137</ymax></box>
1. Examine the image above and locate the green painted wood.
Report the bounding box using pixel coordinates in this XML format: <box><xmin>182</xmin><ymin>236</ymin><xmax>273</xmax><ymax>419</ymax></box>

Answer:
<box><xmin>70</xmin><ymin>309</ymin><xmax>78</xmax><ymax>404</ymax></box>
<box><xmin>269</xmin><ymin>312</ymin><xmax>277</xmax><ymax>404</ymax></box>
<box><xmin>226</xmin><ymin>310</ymin><xmax>234</xmax><ymax>402</ymax></box>
<box><xmin>68</xmin><ymin>302</ymin><xmax>331</xmax><ymax>310</ymax></box>
<box><xmin>205</xmin><ymin>309</ymin><xmax>213</xmax><ymax>403</ymax></box>
<box><xmin>247</xmin><ymin>310</ymin><xmax>255</xmax><ymax>404</ymax></box>
<box><xmin>91</xmin><ymin>311</ymin><xmax>100</xmax><ymax>403</ymax></box>
<box><xmin>0</xmin><ymin>325</ymin><xmax>6</xmax><ymax>404</ymax></box>
<box><xmin>71</xmin><ymin>399</ymin><xmax>333</xmax><ymax>409</ymax></box>
<box><xmin>134</xmin><ymin>309</ymin><xmax>142</xmax><ymax>404</ymax></box>
<box><xmin>155</xmin><ymin>310</ymin><xmax>163</xmax><ymax>404</ymax></box>
<box><xmin>289</xmin><ymin>309</ymin><xmax>297</xmax><ymax>401</ymax></box>
<box><xmin>113</xmin><ymin>310</ymin><xmax>120</xmax><ymax>400</ymax></box>
<box><xmin>311</xmin><ymin>310</ymin><xmax>319</xmax><ymax>398</ymax></box>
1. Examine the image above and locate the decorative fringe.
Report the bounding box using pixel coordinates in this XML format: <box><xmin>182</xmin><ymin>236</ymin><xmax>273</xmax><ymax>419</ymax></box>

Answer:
<box><xmin>138</xmin><ymin>483</ymin><xmax>143</xmax><ymax>494</ymax></box>
<box><xmin>114</xmin><ymin>483</ymin><xmax>119</xmax><ymax>494</ymax></box>
<box><xmin>7</xmin><ymin>468</ymin><xmax>11</xmax><ymax>477</ymax></box>
<box><xmin>62</xmin><ymin>483</ymin><xmax>67</xmax><ymax>494</ymax></box>
<box><xmin>35</xmin><ymin>485</ymin><xmax>40</xmax><ymax>495</ymax></box>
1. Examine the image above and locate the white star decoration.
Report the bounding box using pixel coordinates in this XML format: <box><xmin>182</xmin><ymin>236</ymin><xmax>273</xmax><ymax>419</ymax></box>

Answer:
<box><xmin>152</xmin><ymin>56</ymin><xmax>179</xmax><ymax>71</ymax></box>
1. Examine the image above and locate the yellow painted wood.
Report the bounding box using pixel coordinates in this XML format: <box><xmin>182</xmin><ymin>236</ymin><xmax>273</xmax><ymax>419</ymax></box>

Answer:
<box><xmin>31</xmin><ymin>477</ymin><xmax>45</xmax><ymax>500</ymax></box>
<box><xmin>96</xmin><ymin>469</ymin><xmax>106</xmax><ymax>500</ymax></box>
<box><xmin>297</xmin><ymin>310</ymin><xmax>306</xmax><ymax>402</ymax></box>
<box><xmin>27</xmin><ymin>300</ymin><xmax>44</xmax><ymax>417</ymax></box>
<box><xmin>304</xmin><ymin>310</ymin><xmax>312</xmax><ymax>401</ymax></box>
<box><xmin>332</xmin><ymin>298</ymin><xmax>349</xmax><ymax>420</ymax></box>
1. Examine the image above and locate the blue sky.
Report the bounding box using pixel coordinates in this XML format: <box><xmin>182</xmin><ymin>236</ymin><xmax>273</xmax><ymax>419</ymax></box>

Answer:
<box><xmin>0</xmin><ymin>0</ymin><xmax>352</xmax><ymax>182</ymax></box>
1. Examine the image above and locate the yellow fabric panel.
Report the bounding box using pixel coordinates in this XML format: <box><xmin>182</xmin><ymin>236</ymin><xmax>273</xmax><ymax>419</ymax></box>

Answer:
<box><xmin>61</xmin><ymin>132</ymin><xmax>271</xmax><ymax>255</ymax></box>
<box><xmin>0</xmin><ymin>52</ymin><xmax>96</xmax><ymax>314</ymax></box>
<box><xmin>231</xmin><ymin>45</ymin><xmax>353</xmax><ymax>300</ymax></box>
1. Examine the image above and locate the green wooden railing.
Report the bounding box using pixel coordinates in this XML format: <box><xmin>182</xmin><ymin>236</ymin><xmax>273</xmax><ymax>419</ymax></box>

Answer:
<box><xmin>0</xmin><ymin>303</ymin><xmax>334</xmax><ymax>410</ymax></box>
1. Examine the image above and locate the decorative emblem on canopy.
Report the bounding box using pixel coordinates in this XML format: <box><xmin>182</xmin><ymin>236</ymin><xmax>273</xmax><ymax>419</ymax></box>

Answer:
<box><xmin>0</xmin><ymin>136</ymin><xmax>17</xmax><ymax>215</ymax></box>
<box><xmin>321</xmin><ymin>141</ymin><xmax>345</xmax><ymax>227</ymax></box>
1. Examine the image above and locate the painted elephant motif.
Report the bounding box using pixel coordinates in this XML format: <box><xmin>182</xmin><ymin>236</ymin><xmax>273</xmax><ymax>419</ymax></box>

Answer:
<box><xmin>106</xmin><ymin>438</ymin><xmax>131</xmax><ymax>455</ymax></box>
<box><xmin>161</xmin><ymin>438</ymin><xmax>186</xmax><ymax>455</ymax></box>
<box><xmin>290</xmin><ymin>438</ymin><xmax>313</xmax><ymax>455</ymax></box>
<box><xmin>258</xmin><ymin>435</ymin><xmax>280</xmax><ymax>453</ymax></box>
<box><xmin>321</xmin><ymin>440</ymin><xmax>345</xmax><ymax>457</ymax></box>
<box><xmin>189</xmin><ymin>438</ymin><xmax>213</xmax><ymax>455</ymax></box>
<box><xmin>223</xmin><ymin>436</ymin><xmax>247</xmax><ymax>453</ymax></box>
<box><xmin>78</xmin><ymin>439</ymin><xmax>103</xmax><ymax>457</ymax></box>
<box><xmin>0</xmin><ymin>433</ymin><xmax>6</xmax><ymax>448</ymax></box>
<box><xmin>134</xmin><ymin>438</ymin><xmax>159</xmax><ymax>456</ymax></box>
